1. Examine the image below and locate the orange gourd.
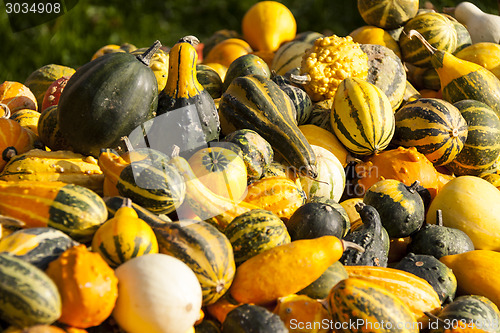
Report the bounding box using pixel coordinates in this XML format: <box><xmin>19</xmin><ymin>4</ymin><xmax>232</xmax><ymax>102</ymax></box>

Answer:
<box><xmin>242</xmin><ymin>1</ymin><xmax>297</xmax><ymax>52</ymax></box>
<box><xmin>229</xmin><ymin>235</ymin><xmax>361</xmax><ymax>305</ymax></box>
<box><xmin>0</xmin><ymin>118</ymin><xmax>34</xmax><ymax>172</ymax></box>
<box><xmin>0</xmin><ymin>81</ymin><xmax>38</xmax><ymax>113</ymax></box>
<box><xmin>354</xmin><ymin>146</ymin><xmax>441</xmax><ymax>198</ymax></box>
<box><xmin>45</xmin><ymin>244</ymin><xmax>118</xmax><ymax>329</ymax></box>
<box><xmin>203</xmin><ymin>38</ymin><xmax>253</xmax><ymax>68</ymax></box>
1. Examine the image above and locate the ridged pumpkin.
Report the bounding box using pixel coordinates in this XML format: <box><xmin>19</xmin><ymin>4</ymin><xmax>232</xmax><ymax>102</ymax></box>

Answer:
<box><xmin>0</xmin><ymin>118</ymin><xmax>35</xmax><ymax>172</ymax></box>
<box><xmin>331</xmin><ymin>77</ymin><xmax>395</xmax><ymax>155</ymax></box>
<box><xmin>203</xmin><ymin>38</ymin><xmax>253</xmax><ymax>68</ymax></box>
<box><xmin>241</xmin><ymin>1</ymin><xmax>296</xmax><ymax>52</ymax></box>
<box><xmin>91</xmin><ymin>199</ymin><xmax>158</xmax><ymax>268</ymax></box>
<box><xmin>393</xmin><ymin>98</ymin><xmax>468</xmax><ymax>166</ymax></box>
<box><xmin>45</xmin><ymin>244</ymin><xmax>118</xmax><ymax>328</ymax></box>
<box><xmin>0</xmin><ymin>81</ymin><xmax>37</xmax><ymax>113</ymax></box>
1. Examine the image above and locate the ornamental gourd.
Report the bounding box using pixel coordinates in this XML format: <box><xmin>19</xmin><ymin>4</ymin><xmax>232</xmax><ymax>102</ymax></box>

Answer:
<box><xmin>156</xmin><ymin>36</ymin><xmax>220</xmax><ymax>157</ymax></box>
<box><xmin>0</xmin><ymin>118</ymin><xmax>34</xmax><ymax>172</ymax></box>
<box><xmin>357</xmin><ymin>0</ymin><xmax>419</xmax><ymax>29</ymax></box>
<box><xmin>24</xmin><ymin>64</ymin><xmax>75</xmax><ymax>108</ymax></box>
<box><xmin>0</xmin><ymin>81</ymin><xmax>37</xmax><ymax>113</ymax></box>
<box><xmin>57</xmin><ymin>42</ymin><xmax>160</xmax><ymax>157</ymax></box>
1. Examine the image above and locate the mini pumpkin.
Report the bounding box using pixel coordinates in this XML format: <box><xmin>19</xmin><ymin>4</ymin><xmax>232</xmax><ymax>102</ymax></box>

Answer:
<box><xmin>0</xmin><ymin>81</ymin><xmax>38</xmax><ymax>113</ymax></box>
<box><xmin>0</xmin><ymin>118</ymin><xmax>34</xmax><ymax>172</ymax></box>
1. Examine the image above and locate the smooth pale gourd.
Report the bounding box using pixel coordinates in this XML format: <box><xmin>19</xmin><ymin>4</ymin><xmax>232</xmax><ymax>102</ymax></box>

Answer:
<box><xmin>112</xmin><ymin>253</ymin><xmax>202</xmax><ymax>333</ymax></box>
<box><xmin>426</xmin><ymin>176</ymin><xmax>500</xmax><ymax>251</ymax></box>
<box><xmin>452</xmin><ymin>2</ymin><xmax>500</xmax><ymax>44</ymax></box>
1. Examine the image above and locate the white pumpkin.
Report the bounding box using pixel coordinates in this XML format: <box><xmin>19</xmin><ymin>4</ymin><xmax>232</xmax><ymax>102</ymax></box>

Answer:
<box><xmin>113</xmin><ymin>253</ymin><xmax>202</xmax><ymax>333</ymax></box>
<box><xmin>299</xmin><ymin>144</ymin><xmax>346</xmax><ymax>202</ymax></box>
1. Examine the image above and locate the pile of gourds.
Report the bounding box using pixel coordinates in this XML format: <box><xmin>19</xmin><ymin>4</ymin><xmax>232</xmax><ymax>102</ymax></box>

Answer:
<box><xmin>2</xmin><ymin>0</ymin><xmax>500</xmax><ymax>332</ymax></box>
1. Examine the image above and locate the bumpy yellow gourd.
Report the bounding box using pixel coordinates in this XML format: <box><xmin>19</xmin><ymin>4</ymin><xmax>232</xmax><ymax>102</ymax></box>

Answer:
<box><xmin>91</xmin><ymin>198</ymin><xmax>158</xmax><ymax>268</ymax></box>
<box><xmin>299</xmin><ymin>35</ymin><xmax>369</xmax><ymax>101</ymax></box>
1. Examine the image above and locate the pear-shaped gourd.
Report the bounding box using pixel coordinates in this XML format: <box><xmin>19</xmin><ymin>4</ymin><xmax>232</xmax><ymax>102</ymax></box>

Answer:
<box><xmin>339</xmin><ymin>202</ymin><xmax>389</xmax><ymax>267</ymax></box>
<box><xmin>407</xmin><ymin>210</ymin><xmax>475</xmax><ymax>259</ymax></box>
<box><xmin>408</xmin><ymin>30</ymin><xmax>500</xmax><ymax>118</ymax></box>
<box><xmin>449</xmin><ymin>2</ymin><xmax>500</xmax><ymax>44</ymax></box>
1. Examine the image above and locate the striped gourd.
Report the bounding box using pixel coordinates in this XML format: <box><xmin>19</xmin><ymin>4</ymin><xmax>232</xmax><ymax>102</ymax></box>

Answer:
<box><xmin>399</xmin><ymin>12</ymin><xmax>457</xmax><ymax>68</ymax></box>
<box><xmin>393</xmin><ymin>98</ymin><xmax>468</xmax><ymax>166</ymax></box>
<box><xmin>104</xmin><ymin>195</ymin><xmax>173</xmax><ymax>225</ymax></box>
<box><xmin>9</xmin><ymin>109</ymin><xmax>40</xmax><ymax>135</ymax></box>
<box><xmin>222</xmin><ymin>53</ymin><xmax>271</xmax><ymax>92</ymax></box>
<box><xmin>331</xmin><ymin>77</ymin><xmax>395</xmax><ymax>155</ymax></box>
<box><xmin>98</xmin><ymin>148</ymin><xmax>186</xmax><ymax>215</ymax></box>
<box><xmin>357</xmin><ymin>0</ymin><xmax>419</xmax><ymax>30</ymax></box>
<box><xmin>0</xmin><ymin>181</ymin><xmax>107</xmax><ymax>242</ymax></box>
<box><xmin>344</xmin><ymin>265</ymin><xmax>441</xmax><ymax>327</ymax></box>
<box><xmin>196</xmin><ymin>64</ymin><xmax>223</xmax><ymax>99</ymax></box>
<box><xmin>328</xmin><ymin>278</ymin><xmax>419</xmax><ymax>333</ymax></box>
<box><xmin>91</xmin><ymin>199</ymin><xmax>158</xmax><ymax>268</ymax></box>
<box><xmin>447</xmin><ymin>100</ymin><xmax>500</xmax><ymax>176</ymax></box>
<box><xmin>223</xmin><ymin>209</ymin><xmax>291</xmax><ymax>265</ymax></box>
<box><xmin>271</xmin><ymin>40</ymin><xmax>313</xmax><ymax>76</ymax></box>
<box><xmin>360</xmin><ymin>43</ymin><xmax>407</xmax><ymax>110</ymax></box>
<box><xmin>0</xmin><ymin>149</ymin><xmax>105</xmax><ymax>194</ymax></box>
<box><xmin>0</xmin><ymin>227</ymin><xmax>78</xmax><ymax>270</ymax></box>
<box><xmin>37</xmin><ymin>105</ymin><xmax>73</xmax><ymax>151</ymax></box>
<box><xmin>306</xmin><ymin>99</ymin><xmax>334</xmax><ymax>133</ymax></box>
<box><xmin>152</xmin><ymin>219</ymin><xmax>235</xmax><ymax>306</ymax></box>
<box><xmin>24</xmin><ymin>64</ymin><xmax>76</xmax><ymax>107</ymax></box>
<box><xmin>243</xmin><ymin>176</ymin><xmax>306</xmax><ymax>221</ymax></box>
<box><xmin>219</xmin><ymin>74</ymin><xmax>317</xmax><ymax>178</ymax></box>
<box><xmin>0</xmin><ymin>253</ymin><xmax>61</xmax><ymax>327</ymax></box>
<box><xmin>272</xmin><ymin>75</ymin><xmax>313</xmax><ymax>125</ymax></box>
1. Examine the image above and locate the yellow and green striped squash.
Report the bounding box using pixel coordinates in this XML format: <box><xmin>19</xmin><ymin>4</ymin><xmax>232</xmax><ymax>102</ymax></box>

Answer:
<box><xmin>399</xmin><ymin>12</ymin><xmax>457</xmax><ymax>68</ymax></box>
<box><xmin>270</xmin><ymin>40</ymin><xmax>313</xmax><ymax>76</ymax></box>
<box><xmin>0</xmin><ymin>253</ymin><xmax>61</xmax><ymax>327</ymax></box>
<box><xmin>393</xmin><ymin>98</ymin><xmax>468</xmax><ymax>166</ymax></box>
<box><xmin>331</xmin><ymin>77</ymin><xmax>395</xmax><ymax>155</ymax></box>
<box><xmin>0</xmin><ymin>181</ymin><xmax>107</xmax><ymax>242</ymax></box>
<box><xmin>37</xmin><ymin>105</ymin><xmax>73</xmax><ymax>151</ymax></box>
<box><xmin>91</xmin><ymin>201</ymin><xmax>158</xmax><ymax>268</ymax></box>
<box><xmin>24</xmin><ymin>64</ymin><xmax>75</xmax><ymax>107</ymax></box>
<box><xmin>357</xmin><ymin>0</ymin><xmax>419</xmax><ymax>30</ymax></box>
<box><xmin>328</xmin><ymin>277</ymin><xmax>419</xmax><ymax>333</ymax></box>
<box><xmin>152</xmin><ymin>219</ymin><xmax>235</xmax><ymax>306</ymax></box>
<box><xmin>447</xmin><ymin>100</ymin><xmax>500</xmax><ymax>176</ymax></box>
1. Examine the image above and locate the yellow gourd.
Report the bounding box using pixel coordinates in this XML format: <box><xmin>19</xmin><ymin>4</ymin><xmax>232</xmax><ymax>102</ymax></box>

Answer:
<box><xmin>440</xmin><ymin>250</ymin><xmax>500</xmax><ymax>309</ymax></box>
<box><xmin>450</xmin><ymin>2</ymin><xmax>500</xmax><ymax>44</ymax></box>
<box><xmin>242</xmin><ymin>1</ymin><xmax>296</xmax><ymax>52</ymax></box>
<box><xmin>455</xmin><ymin>42</ymin><xmax>500</xmax><ymax>80</ymax></box>
<box><xmin>229</xmin><ymin>236</ymin><xmax>362</xmax><ymax>305</ymax></box>
<box><xmin>349</xmin><ymin>25</ymin><xmax>402</xmax><ymax>58</ymax></box>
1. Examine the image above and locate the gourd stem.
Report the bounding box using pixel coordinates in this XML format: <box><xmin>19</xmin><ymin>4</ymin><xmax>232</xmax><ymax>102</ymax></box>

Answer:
<box><xmin>424</xmin><ymin>311</ymin><xmax>446</xmax><ymax>324</ymax></box>
<box><xmin>122</xmin><ymin>197</ymin><xmax>132</xmax><ymax>209</ymax></box>
<box><xmin>178</xmin><ymin>35</ymin><xmax>200</xmax><ymax>47</ymax></box>
<box><xmin>287</xmin><ymin>72</ymin><xmax>311</xmax><ymax>85</ymax></box>
<box><xmin>407</xmin><ymin>180</ymin><xmax>420</xmax><ymax>193</ymax></box>
<box><xmin>0</xmin><ymin>214</ymin><xmax>25</xmax><ymax>227</ymax></box>
<box><xmin>0</xmin><ymin>103</ymin><xmax>10</xmax><ymax>119</ymax></box>
<box><xmin>136</xmin><ymin>40</ymin><xmax>162</xmax><ymax>67</ymax></box>
<box><xmin>2</xmin><ymin>147</ymin><xmax>17</xmax><ymax>163</ymax></box>
<box><xmin>436</xmin><ymin>209</ymin><xmax>443</xmax><ymax>227</ymax></box>
<box><xmin>407</xmin><ymin>30</ymin><xmax>437</xmax><ymax>55</ymax></box>
<box><xmin>341</xmin><ymin>240</ymin><xmax>365</xmax><ymax>253</ymax></box>
<box><xmin>354</xmin><ymin>202</ymin><xmax>365</xmax><ymax>213</ymax></box>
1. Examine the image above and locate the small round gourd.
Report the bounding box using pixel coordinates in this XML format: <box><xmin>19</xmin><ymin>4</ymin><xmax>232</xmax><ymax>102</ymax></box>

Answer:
<box><xmin>286</xmin><ymin>202</ymin><xmax>345</xmax><ymax>240</ymax></box>
<box><xmin>222</xmin><ymin>304</ymin><xmax>288</xmax><ymax>333</ymax></box>
<box><xmin>273</xmin><ymin>294</ymin><xmax>330</xmax><ymax>331</ymax></box>
<box><xmin>363</xmin><ymin>179</ymin><xmax>425</xmax><ymax>238</ymax></box>
<box><xmin>357</xmin><ymin>0</ymin><xmax>419</xmax><ymax>30</ymax></box>
<box><xmin>272</xmin><ymin>75</ymin><xmax>313</xmax><ymax>125</ymax></box>
<box><xmin>91</xmin><ymin>198</ymin><xmax>159</xmax><ymax>268</ymax></box>
<box><xmin>395</xmin><ymin>253</ymin><xmax>457</xmax><ymax>304</ymax></box>
<box><xmin>407</xmin><ymin>210</ymin><xmax>474</xmax><ymax>259</ymax></box>
<box><xmin>297</xmin><ymin>261</ymin><xmax>348</xmax><ymax>299</ymax></box>
<box><xmin>197</xmin><ymin>64</ymin><xmax>224</xmax><ymax>99</ymax></box>
<box><xmin>308</xmin><ymin>195</ymin><xmax>350</xmax><ymax>237</ymax></box>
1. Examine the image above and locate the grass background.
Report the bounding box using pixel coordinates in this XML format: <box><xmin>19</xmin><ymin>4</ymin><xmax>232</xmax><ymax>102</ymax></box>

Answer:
<box><xmin>1</xmin><ymin>0</ymin><xmax>498</xmax><ymax>83</ymax></box>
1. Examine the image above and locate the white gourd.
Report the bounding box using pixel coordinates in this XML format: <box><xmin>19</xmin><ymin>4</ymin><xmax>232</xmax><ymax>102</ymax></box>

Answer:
<box><xmin>452</xmin><ymin>2</ymin><xmax>500</xmax><ymax>44</ymax></box>
<box><xmin>112</xmin><ymin>253</ymin><xmax>203</xmax><ymax>333</ymax></box>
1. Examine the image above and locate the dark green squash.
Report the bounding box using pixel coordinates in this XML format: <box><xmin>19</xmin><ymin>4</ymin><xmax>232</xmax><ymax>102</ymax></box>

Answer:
<box><xmin>308</xmin><ymin>195</ymin><xmax>350</xmax><ymax>237</ymax></box>
<box><xmin>272</xmin><ymin>74</ymin><xmax>313</xmax><ymax>125</ymax></box>
<box><xmin>0</xmin><ymin>227</ymin><xmax>78</xmax><ymax>270</ymax></box>
<box><xmin>219</xmin><ymin>74</ymin><xmax>317</xmax><ymax>178</ymax></box>
<box><xmin>222</xmin><ymin>54</ymin><xmax>271</xmax><ymax>92</ymax></box>
<box><xmin>223</xmin><ymin>209</ymin><xmax>290</xmax><ymax>266</ymax></box>
<box><xmin>451</xmin><ymin>20</ymin><xmax>472</xmax><ymax>54</ymax></box>
<box><xmin>297</xmin><ymin>261</ymin><xmax>348</xmax><ymax>299</ymax></box>
<box><xmin>396</xmin><ymin>253</ymin><xmax>457</xmax><ymax>304</ymax></box>
<box><xmin>447</xmin><ymin>100</ymin><xmax>500</xmax><ymax>176</ymax></box>
<box><xmin>57</xmin><ymin>42</ymin><xmax>160</xmax><ymax>157</ymax></box>
<box><xmin>221</xmin><ymin>304</ymin><xmax>288</xmax><ymax>333</ymax></box>
<box><xmin>286</xmin><ymin>202</ymin><xmax>345</xmax><ymax>240</ymax></box>
<box><xmin>340</xmin><ymin>202</ymin><xmax>389</xmax><ymax>267</ymax></box>
<box><xmin>197</xmin><ymin>64</ymin><xmax>224</xmax><ymax>99</ymax></box>
<box><xmin>195</xmin><ymin>319</ymin><xmax>222</xmax><ymax>333</ymax></box>
<box><xmin>363</xmin><ymin>179</ymin><xmax>425</xmax><ymax>238</ymax></box>
<box><xmin>407</xmin><ymin>210</ymin><xmax>474</xmax><ymax>259</ymax></box>
<box><xmin>222</xmin><ymin>129</ymin><xmax>274</xmax><ymax>182</ymax></box>
<box><xmin>156</xmin><ymin>36</ymin><xmax>220</xmax><ymax>158</ymax></box>
<box><xmin>429</xmin><ymin>295</ymin><xmax>500</xmax><ymax>333</ymax></box>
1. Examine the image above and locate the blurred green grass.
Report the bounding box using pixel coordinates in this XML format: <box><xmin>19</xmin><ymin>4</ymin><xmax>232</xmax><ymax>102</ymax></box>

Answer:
<box><xmin>1</xmin><ymin>0</ymin><xmax>498</xmax><ymax>83</ymax></box>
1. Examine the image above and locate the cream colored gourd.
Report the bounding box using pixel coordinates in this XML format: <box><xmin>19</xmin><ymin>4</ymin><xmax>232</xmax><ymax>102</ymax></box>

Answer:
<box><xmin>452</xmin><ymin>2</ymin><xmax>500</xmax><ymax>44</ymax></box>
<box><xmin>112</xmin><ymin>253</ymin><xmax>202</xmax><ymax>333</ymax></box>
<box><xmin>427</xmin><ymin>176</ymin><xmax>500</xmax><ymax>251</ymax></box>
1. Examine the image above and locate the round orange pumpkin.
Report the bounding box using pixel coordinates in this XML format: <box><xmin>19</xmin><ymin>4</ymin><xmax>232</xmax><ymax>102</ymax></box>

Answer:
<box><xmin>203</xmin><ymin>38</ymin><xmax>253</xmax><ymax>68</ymax></box>
<box><xmin>45</xmin><ymin>245</ymin><xmax>118</xmax><ymax>329</ymax></box>
<box><xmin>0</xmin><ymin>118</ymin><xmax>34</xmax><ymax>172</ymax></box>
<box><xmin>355</xmin><ymin>146</ymin><xmax>441</xmax><ymax>199</ymax></box>
<box><xmin>0</xmin><ymin>81</ymin><xmax>38</xmax><ymax>113</ymax></box>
